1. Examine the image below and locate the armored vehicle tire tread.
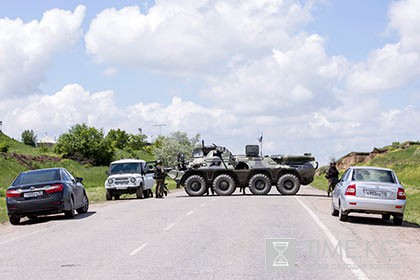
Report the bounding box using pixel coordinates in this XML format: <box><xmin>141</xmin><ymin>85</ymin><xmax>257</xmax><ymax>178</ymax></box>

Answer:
<box><xmin>248</xmin><ymin>174</ymin><xmax>271</xmax><ymax>195</ymax></box>
<box><xmin>213</xmin><ymin>174</ymin><xmax>236</xmax><ymax>196</ymax></box>
<box><xmin>184</xmin><ymin>175</ymin><xmax>207</xmax><ymax>196</ymax></box>
<box><xmin>276</xmin><ymin>174</ymin><xmax>300</xmax><ymax>195</ymax></box>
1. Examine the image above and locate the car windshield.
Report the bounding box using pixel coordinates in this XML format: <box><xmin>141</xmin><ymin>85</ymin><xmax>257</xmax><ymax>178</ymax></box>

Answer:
<box><xmin>109</xmin><ymin>163</ymin><xmax>142</xmax><ymax>174</ymax></box>
<box><xmin>13</xmin><ymin>169</ymin><xmax>60</xmax><ymax>185</ymax></box>
<box><xmin>352</xmin><ymin>169</ymin><xmax>396</xmax><ymax>183</ymax></box>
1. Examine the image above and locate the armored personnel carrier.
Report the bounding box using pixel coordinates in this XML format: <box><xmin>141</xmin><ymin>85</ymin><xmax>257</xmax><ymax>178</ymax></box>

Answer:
<box><xmin>168</xmin><ymin>143</ymin><xmax>318</xmax><ymax>197</ymax></box>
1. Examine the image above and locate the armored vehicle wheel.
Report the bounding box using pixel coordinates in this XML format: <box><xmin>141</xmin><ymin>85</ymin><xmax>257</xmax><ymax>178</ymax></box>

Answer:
<box><xmin>184</xmin><ymin>175</ymin><xmax>207</xmax><ymax>196</ymax></box>
<box><xmin>136</xmin><ymin>185</ymin><xmax>144</xmax><ymax>199</ymax></box>
<box><xmin>248</xmin><ymin>174</ymin><xmax>271</xmax><ymax>195</ymax></box>
<box><xmin>213</xmin><ymin>174</ymin><xmax>236</xmax><ymax>196</ymax></box>
<box><xmin>276</xmin><ymin>174</ymin><xmax>300</xmax><ymax>195</ymax></box>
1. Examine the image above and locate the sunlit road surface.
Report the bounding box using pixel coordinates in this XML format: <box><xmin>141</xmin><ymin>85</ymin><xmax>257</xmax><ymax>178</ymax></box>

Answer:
<box><xmin>1</xmin><ymin>185</ymin><xmax>419</xmax><ymax>280</ymax></box>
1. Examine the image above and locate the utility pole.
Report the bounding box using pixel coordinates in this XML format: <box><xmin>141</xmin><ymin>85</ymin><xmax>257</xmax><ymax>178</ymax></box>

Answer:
<box><xmin>0</xmin><ymin>121</ymin><xmax>2</xmax><ymax>132</ymax></box>
<box><xmin>153</xmin><ymin>124</ymin><xmax>166</xmax><ymax>136</ymax></box>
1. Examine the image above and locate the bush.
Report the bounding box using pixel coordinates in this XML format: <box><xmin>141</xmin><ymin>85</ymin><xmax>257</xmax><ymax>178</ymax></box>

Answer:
<box><xmin>21</xmin><ymin>130</ymin><xmax>37</xmax><ymax>147</ymax></box>
<box><xmin>0</xmin><ymin>141</ymin><xmax>9</xmax><ymax>153</ymax></box>
<box><xmin>55</xmin><ymin>123</ymin><xmax>114</xmax><ymax>166</ymax></box>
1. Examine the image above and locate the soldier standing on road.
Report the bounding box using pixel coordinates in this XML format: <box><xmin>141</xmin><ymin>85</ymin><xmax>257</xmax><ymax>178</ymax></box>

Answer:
<box><xmin>154</xmin><ymin>160</ymin><xmax>166</xmax><ymax>199</ymax></box>
<box><xmin>326</xmin><ymin>162</ymin><xmax>339</xmax><ymax>196</ymax></box>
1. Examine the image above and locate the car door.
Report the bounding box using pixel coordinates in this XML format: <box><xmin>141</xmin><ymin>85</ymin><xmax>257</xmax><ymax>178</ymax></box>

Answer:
<box><xmin>332</xmin><ymin>168</ymin><xmax>350</xmax><ymax>208</ymax></box>
<box><xmin>63</xmin><ymin>169</ymin><xmax>83</xmax><ymax>207</ymax></box>
<box><xmin>143</xmin><ymin>161</ymin><xmax>156</xmax><ymax>190</ymax></box>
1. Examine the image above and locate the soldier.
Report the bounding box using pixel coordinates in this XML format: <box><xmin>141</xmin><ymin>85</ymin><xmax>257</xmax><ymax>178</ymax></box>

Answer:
<box><xmin>326</xmin><ymin>162</ymin><xmax>339</xmax><ymax>196</ymax></box>
<box><xmin>154</xmin><ymin>160</ymin><xmax>166</xmax><ymax>198</ymax></box>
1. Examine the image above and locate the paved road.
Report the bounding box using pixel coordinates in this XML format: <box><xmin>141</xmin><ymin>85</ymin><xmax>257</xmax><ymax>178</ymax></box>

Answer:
<box><xmin>0</xmin><ymin>185</ymin><xmax>419</xmax><ymax>280</ymax></box>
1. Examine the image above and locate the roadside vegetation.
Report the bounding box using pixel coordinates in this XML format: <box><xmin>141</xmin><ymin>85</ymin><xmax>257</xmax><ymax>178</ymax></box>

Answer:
<box><xmin>313</xmin><ymin>141</ymin><xmax>420</xmax><ymax>225</ymax></box>
<box><xmin>0</xmin><ymin>128</ymin><xmax>197</xmax><ymax>223</ymax></box>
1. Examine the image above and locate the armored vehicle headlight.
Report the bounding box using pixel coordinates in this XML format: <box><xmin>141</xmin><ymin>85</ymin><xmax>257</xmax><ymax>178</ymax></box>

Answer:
<box><xmin>107</xmin><ymin>178</ymin><xmax>114</xmax><ymax>184</ymax></box>
<box><xmin>130</xmin><ymin>177</ymin><xmax>136</xmax><ymax>183</ymax></box>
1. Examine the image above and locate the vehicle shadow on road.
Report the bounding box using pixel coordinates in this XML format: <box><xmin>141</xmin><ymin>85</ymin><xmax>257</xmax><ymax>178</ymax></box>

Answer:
<box><xmin>18</xmin><ymin>211</ymin><xmax>96</xmax><ymax>226</ymax></box>
<box><xmin>344</xmin><ymin>215</ymin><xmax>420</xmax><ymax>228</ymax></box>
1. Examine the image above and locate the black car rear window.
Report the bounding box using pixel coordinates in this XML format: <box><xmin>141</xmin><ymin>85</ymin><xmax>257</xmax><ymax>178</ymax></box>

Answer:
<box><xmin>13</xmin><ymin>169</ymin><xmax>60</xmax><ymax>185</ymax></box>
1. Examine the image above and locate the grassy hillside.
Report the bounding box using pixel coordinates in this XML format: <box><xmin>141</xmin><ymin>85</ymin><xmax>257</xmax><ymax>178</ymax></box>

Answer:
<box><xmin>0</xmin><ymin>132</ymin><xmax>159</xmax><ymax>223</ymax></box>
<box><xmin>312</xmin><ymin>142</ymin><xmax>420</xmax><ymax>225</ymax></box>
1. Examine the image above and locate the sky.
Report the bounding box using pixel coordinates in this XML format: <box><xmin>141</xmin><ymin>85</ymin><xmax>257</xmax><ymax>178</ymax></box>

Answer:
<box><xmin>1</xmin><ymin>0</ymin><xmax>420</xmax><ymax>165</ymax></box>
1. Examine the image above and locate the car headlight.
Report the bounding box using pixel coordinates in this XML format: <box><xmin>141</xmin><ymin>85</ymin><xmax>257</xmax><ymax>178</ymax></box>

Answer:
<box><xmin>130</xmin><ymin>177</ymin><xmax>136</xmax><ymax>183</ymax></box>
<box><xmin>107</xmin><ymin>178</ymin><xmax>114</xmax><ymax>184</ymax></box>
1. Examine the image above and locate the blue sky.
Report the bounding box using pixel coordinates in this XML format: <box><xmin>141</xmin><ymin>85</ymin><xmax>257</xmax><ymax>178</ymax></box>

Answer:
<box><xmin>1</xmin><ymin>0</ymin><xmax>419</xmax><ymax>165</ymax></box>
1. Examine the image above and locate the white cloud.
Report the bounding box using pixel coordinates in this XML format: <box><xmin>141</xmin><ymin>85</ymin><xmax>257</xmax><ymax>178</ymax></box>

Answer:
<box><xmin>85</xmin><ymin>0</ymin><xmax>313</xmax><ymax>73</ymax></box>
<box><xmin>0</xmin><ymin>5</ymin><xmax>85</xmax><ymax>98</ymax></box>
<box><xmin>388</xmin><ymin>0</ymin><xmax>420</xmax><ymax>53</ymax></box>
<box><xmin>346</xmin><ymin>43</ymin><xmax>420</xmax><ymax>94</ymax></box>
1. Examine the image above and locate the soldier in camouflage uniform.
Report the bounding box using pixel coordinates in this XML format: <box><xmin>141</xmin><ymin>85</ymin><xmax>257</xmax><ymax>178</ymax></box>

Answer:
<box><xmin>154</xmin><ymin>160</ymin><xmax>166</xmax><ymax>198</ymax></box>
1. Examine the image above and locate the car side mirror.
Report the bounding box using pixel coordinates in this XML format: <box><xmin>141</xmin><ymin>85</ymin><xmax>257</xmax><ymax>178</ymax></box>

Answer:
<box><xmin>105</xmin><ymin>170</ymin><xmax>109</xmax><ymax>176</ymax></box>
<box><xmin>76</xmin><ymin>177</ymin><xmax>83</xmax><ymax>183</ymax></box>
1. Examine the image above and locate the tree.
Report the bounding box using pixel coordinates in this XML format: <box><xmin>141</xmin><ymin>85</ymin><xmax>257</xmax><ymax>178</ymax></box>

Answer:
<box><xmin>128</xmin><ymin>133</ymin><xmax>148</xmax><ymax>150</ymax></box>
<box><xmin>55</xmin><ymin>123</ymin><xmax>114</xmax><ymax>165</ymax></box>
<box><xmin>21</xmin><ymin>130</ymin><xmax>37</xmax><ymax>147</ymax></box>
<box><xmin>106</xmin><ymin>129</ymin><xmax>130</xmax><ymax>149</ymax></box>
<box><xmin>153</xmin><ymin>131</ymin><xmax>200</xmax><ymax>166</ymax></box>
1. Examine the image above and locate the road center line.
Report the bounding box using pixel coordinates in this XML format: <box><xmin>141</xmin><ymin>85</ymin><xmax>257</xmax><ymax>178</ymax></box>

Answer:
<box><xmin>164</xmin><ymin>223</ymin><xmax>175</xmax><ymax>231</ymax></box>
<box><xmin>129</xmin><ymin>243</ymin><xmax>147</xmax><ymax>256</ymax></box>
<box><xmin>295</xmin><ymin>197</ymin><xmax>369</xmax><ymax>280</ymax></box>
<box><xmin>186</xmin><ymin>210</ymin><xmax>194</xmax><ymax>216</ymax></box>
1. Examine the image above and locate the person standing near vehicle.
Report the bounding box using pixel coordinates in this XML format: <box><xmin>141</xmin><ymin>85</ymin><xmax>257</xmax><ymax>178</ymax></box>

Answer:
<box><xmin>326</xmin><ymin>162</ymin><xmax>339</xmax><ymax>196</ymax></box>
<box><xmin>154</xmin><ymin>160</ymin><xmax>166</xmax><ymax>198</ymax></box>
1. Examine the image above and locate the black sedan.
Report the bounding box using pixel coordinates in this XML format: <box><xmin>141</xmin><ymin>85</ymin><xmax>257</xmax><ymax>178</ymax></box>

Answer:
<box><xmin>6</xmin><ymin>168</ymin><xmax>89</xmax><ymax>225</ymax></box>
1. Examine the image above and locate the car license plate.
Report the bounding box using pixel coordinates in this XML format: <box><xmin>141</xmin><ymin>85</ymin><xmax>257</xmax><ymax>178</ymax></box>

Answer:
<box><xmin>23</xmin><ymin>191</ymin><xmax>43</xmax><ymax>198</ymax></box>
<box><xmin>365</xmin><ymin>190</ymin><xmax>384</xmax><ymax>197</ymax></box>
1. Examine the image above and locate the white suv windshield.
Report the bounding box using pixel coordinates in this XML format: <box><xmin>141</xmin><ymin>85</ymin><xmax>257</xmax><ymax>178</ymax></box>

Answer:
<box><xmin>109</xmin><ymin>163</ymin><xmax>142</xmax><ymax>175</ymax></box>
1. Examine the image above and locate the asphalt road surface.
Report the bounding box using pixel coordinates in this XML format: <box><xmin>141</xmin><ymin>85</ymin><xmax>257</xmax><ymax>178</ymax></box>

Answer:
<box><xmin>0</xmin><ymin>185</ymin><xmax>419</xmax><ymax>280</ymax></box>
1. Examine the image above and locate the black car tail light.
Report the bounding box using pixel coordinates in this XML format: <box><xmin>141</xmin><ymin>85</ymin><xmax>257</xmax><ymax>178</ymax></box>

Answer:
<box><xmin>6</xmin><ymin>189</ymin><xmax>21</xmax><ymax>197</ymax></box>
<box><xmin>45</xmin><ymin>184</ymin><xmax>63</xmax><ymax>194</ymax></box>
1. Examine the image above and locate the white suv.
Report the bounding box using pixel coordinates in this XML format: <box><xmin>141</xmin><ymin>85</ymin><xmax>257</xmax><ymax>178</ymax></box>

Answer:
<box><xmin>105</xmin><ymin>159</ymin><xmax>155</xmax><ymax>200</ymax></box>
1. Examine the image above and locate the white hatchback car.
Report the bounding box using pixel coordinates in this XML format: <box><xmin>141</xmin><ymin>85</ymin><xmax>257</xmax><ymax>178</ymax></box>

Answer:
<box><xmin>331</xmin><ymin>166</ymin><xmax>406</xmax><ymax>225</ymax></box>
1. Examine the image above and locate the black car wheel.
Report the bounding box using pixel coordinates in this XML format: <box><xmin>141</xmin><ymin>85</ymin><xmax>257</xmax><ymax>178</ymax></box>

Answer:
<box><xmin>64</xmin><ymin>198</ymin><xmax>75</xmax><ymax>219</ymax></box>
<box><xmin>106</xmin><ymin>190</ymin><xmax>112</xmax><ymax>201</ymax></box>
<box><xmin>77</xmin><ymin>193</ymin><xmax>89</xmax><ymax>214</ymax></box>
<box><xmin>9</xmin><ymin>215</ymin><xmax>20</xmax><ymax>225</ymax></box>
<box><xmin>136</xmin><ymin>185</ymin><xmax>144</xmax><ymax>199</ymax></box>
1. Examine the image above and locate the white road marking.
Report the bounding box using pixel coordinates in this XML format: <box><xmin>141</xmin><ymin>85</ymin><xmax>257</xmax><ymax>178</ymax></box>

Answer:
<box><xmin>129</xmin><ymin>243</ymin><xmax>147</xmax><ymax>256</ymax></box>
<box><xmin>295</xmin><ymin>197</ymin><xmax>369</xmax><ymax>280</ymax></box>
<box><xmin>186</xmin><ymin>210</ymin><xmax>194</xmax><ymax>216</ymax></box>
<box><xmin>164</xmin><ymin>223</ymin><xmax>175</xmax><ymax>231</ymax></box>
<box><xmin>200</xmin><ymin>203</ymin><xmax>206</xmax><ymax>207</ymax></box>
